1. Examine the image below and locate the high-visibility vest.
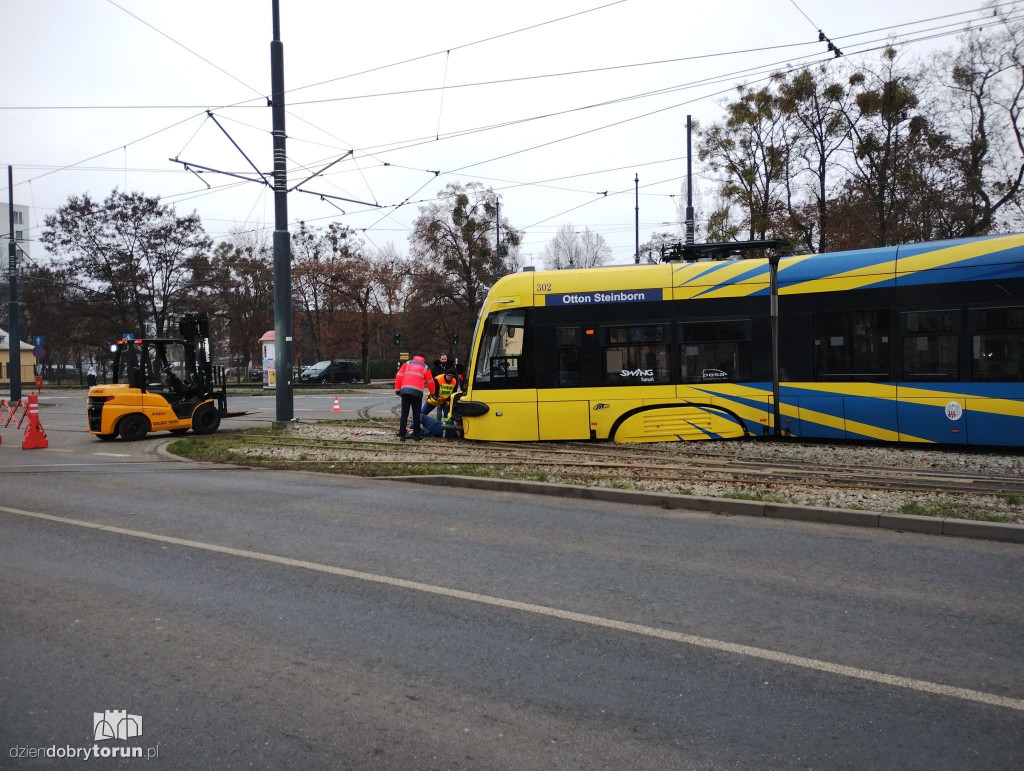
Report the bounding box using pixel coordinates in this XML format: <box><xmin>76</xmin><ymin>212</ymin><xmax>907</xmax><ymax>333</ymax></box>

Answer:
<box><xmin>395</xmin><ymin>357</ymin><xmax>433</xmax><ymax>394</ymax></box>
<box><xmin>427</xmin><ymin>375</ymin><xmax>458</xmax><ymax>406</ymax></box>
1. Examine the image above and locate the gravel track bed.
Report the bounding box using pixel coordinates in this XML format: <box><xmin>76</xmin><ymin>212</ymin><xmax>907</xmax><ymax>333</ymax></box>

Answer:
<box><xmin>233</xmin><ymin>422</ymin><xmax>1024</xmax><ymax>523</ymax></box>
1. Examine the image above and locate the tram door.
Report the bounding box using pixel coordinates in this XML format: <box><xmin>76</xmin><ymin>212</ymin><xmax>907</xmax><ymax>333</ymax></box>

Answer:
<box><xmin>537</xmin><ymin>325</ymin><xmax>591</xmax><ymax>440</ymax></box>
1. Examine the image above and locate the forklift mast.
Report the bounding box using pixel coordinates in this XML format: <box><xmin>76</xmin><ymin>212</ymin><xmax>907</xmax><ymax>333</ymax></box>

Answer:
<box><xmin>178</xmin><ymin>312</ymin><xmax>214</xmax><ymax>393</ymax></box>
<box><xmin>89</xmin><ymin>311</ymin><xmax>227</xmax><ymax>440</ymax></box>
<box><xmin>110</xmin><ymin>312</ymin><xmax>226</xmax><ymax>417</ymax></box>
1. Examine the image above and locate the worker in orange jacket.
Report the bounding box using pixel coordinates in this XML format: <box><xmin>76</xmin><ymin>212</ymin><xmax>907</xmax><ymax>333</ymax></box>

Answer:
<box><xmin>395</xmin><ymin>354</ymin><xmax>435</xmax><ymax>440</ymax></box>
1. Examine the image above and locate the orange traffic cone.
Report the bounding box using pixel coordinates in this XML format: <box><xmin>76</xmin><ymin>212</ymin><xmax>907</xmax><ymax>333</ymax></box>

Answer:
<box><xmin>332</xmin><ymin>396</ymin><xmax>341</xmax><ymax>413</ymax></box>
<box><xmin>22</xmin><ymin>393</ymin><xmax>48</xmax><ymax>450</ymax></box>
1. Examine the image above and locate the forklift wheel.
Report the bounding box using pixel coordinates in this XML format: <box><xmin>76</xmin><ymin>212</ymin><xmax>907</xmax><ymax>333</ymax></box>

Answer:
<box><xmin>191</xmin><ymin>403</ymin><xmax>221</xmax><ymax>435</ymax></box>
<box><xmin>118</xmin><ymin>414</ymin><xmax>149</xmax><ymax>442</ymax></box>
<box><xmin>95</xmin><ymin>433</ymin><xmax>117</xmax><ymax>441</ymax></box>
<box><xmin>169</xmin><ymin>428</ymin><xmax>190</xmax><ymax>435</ymax></box>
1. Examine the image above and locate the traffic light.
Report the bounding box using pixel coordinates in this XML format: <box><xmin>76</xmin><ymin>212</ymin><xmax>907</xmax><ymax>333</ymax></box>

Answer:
<box><xmin>451</xmin><ymin>331</ymin><xmax>459</xmax><ymax>346</ymax></box>
<box><xmin>393</xmin><ymin>331</ymin><xmax>401</xmax><ymax>346</ymax></box>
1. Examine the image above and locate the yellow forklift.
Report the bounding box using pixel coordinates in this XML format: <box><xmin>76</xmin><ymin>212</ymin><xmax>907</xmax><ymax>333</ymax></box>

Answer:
<box><xmin>87</xmin><ymin>313</ymin><xmax>227</xmax><ymax>441</ymax></box>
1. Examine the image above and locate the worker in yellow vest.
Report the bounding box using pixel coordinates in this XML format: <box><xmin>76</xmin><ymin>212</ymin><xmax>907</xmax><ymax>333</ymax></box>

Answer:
<box><xmin>421</xmin><ymin>367</ymin><xmax>459</xmax><ymax>421</ymax></box>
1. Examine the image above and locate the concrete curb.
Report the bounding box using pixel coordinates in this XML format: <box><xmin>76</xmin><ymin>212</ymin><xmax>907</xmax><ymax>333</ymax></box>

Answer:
<box><xmin>386</xmin><ymin>475</ymin><xmax>1024</xmax><ymax>544</ymax></box>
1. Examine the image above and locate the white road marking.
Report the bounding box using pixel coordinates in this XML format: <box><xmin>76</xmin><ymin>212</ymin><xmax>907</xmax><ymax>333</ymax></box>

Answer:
<box><xmin>93</xmin><ymin>452</ymin><xmax>132</xmax><ymax>457</ymax></box>
<box><xmin>1</xmin><ymin>503</ymin><xmax>1021</xmax><ymax>713</ymax></box>
<box><xmin>0</xmin><ymin>462</ymin><xmax>162</xmax><ymax>467</ymax></box>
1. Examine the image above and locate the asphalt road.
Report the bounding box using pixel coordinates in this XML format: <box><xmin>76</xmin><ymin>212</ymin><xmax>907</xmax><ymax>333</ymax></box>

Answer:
<box><xmin>1</xmin><ymin>391</ymin><xmax>1022</xmax><ymax>769</ymax></box>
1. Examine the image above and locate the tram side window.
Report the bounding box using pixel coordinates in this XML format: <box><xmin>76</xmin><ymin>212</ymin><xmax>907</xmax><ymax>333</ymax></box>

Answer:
<box><xmin>679</xmin><ymin>320</ymin><xmax>751</xmax><ymax>383</ymax></box>
<box><xmin>602</xmin><ymin>325</ymin><xmax>670</xmax><ymax>385</ymax></box>
<box><xmin>813</xmin><ymin>309</ymin><xmax>891</xmax><ymax>379</ymax></box>
<box><xmin>473</xmin><ymin>308</ymin><xmax>530</xmax><ymax>387</ymax></box>
<box><xmin>972</xmin><ymin>306</ymin><xmax>1024</xmax><ymax>381</ymax></box>
<box><xmin>902</xmin><ymin>310</ymin><xmax>959</xmax><ymax>380</ymax></box>
<box><xmin>556</xmin><ymin>327</ymin><xmax>581</xmax><ymax>387</ymax></box>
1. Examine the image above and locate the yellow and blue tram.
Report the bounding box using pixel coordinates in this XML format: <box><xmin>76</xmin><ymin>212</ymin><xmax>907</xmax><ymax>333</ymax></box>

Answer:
<box><xmin>457</xmin><ymin>234</ymin><xmax>1024</xmax><ymax>446</ymax></box>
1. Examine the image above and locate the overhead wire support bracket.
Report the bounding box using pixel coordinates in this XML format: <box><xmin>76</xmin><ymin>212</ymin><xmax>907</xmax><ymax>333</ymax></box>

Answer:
<box><xmin>184</xmin><ymin>164</ymin><xmax>211</xmax><ymax>189</ymax></box>
<box><xmin>295</xmin><ymin>189</ymin><xmax>381</xmax><ymax>208</ymax></box>
<box><xmin>206</xmin><ymin>110</ymin><xmax>271</xmax><ymax>184</ymax></box>
<box><xmin>318</xmin><ymin>196</ymin><xmax>346</xmax><ymax>215</ymax></box>
<box><xmin>168</xmin><ymin>157</ymin><xmax>268</xmax><ymax>186</ymax></box>
<box><xmin>287</xmin><ymin>149</ymin><xmax>354</xmax><ymax>192</ymax></box>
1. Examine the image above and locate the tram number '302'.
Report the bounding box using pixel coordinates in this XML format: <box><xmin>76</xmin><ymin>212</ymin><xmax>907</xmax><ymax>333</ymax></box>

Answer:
<box><xmin>536</xmin><ymin>282</ymin><xmax>552</xmax><ymax>292</ymax></box>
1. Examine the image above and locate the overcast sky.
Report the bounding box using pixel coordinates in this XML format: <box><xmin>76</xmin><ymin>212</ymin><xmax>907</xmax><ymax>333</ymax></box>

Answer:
<box><xmin>2</xmin><ymin>0</ymin><xmax>1004</xmax><ymax>268</ymax></box>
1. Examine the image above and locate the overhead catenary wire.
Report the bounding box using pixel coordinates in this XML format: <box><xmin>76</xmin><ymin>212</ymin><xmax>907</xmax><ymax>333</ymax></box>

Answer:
<box><xmin>522</xmin><ymin>173</ymin><xmax>687</xmax><ymax>230</ymax></box>
<box><xmin>2</xmin><ymin>1</ymin><xmax>1007</xmax><ymax>259</ymax></box>
<box><xmin>435</xmin><ymin>50</ymin><xmax>451</xmax><ymax>141</ymax></box>
<box><xmin>103</xmin><ymin>0</ymin><xmax>265</xmax><ymax>101</ymax></box>
<box><xmin>13</xmin><ymin>7</ymin><xmax>1010</xmax><ymax>191</ymax></box>
<box><xmin>348</xmin><ymin>11</ymin><xmax>1022</xmax><ymax>237</ymax></box>
<box><xmin>6</xmin><ymin>4</ymin><xmax>1015</xmax><ymax>113</ymax></box>
<box><xmin>99</xmin><ymin>0</ymin><xmax>387</xmax><ymax>210</ymax></box>
<box><xmin>286</xmin><ymin>11</ymin><xmax>1018</xmax><ymax>180</ymax></box>
<box><xmin>19</xmin><ymin>5</ymin><xmax>994</xmax><ymax>202</ymax></box>
<box><xmin>15</xmin><ymin>111</ymin><xmax>208</xmax><ymax>188</ymax></box>
<box><xmin>14</xmin><ymin>0</ymin><xmax>823</xmax><ymax>208</ymax></box>
<box><xmin>274</xmin><ymin>0</ymin><xmax>630</xmax><ymax>101</ymax></box>
<box><xmin>9</xmin><ymin>2</ymin><xmax>1015</xmax><ymax>264</ymax></box>
<box><xmin>787</xmin><ymin>0</ymin><xmax>823</xmax><ymax>36</ymax></box>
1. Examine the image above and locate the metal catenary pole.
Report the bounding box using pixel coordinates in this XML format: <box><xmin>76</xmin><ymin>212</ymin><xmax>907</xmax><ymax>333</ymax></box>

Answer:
<box><xmin>685</xmin><ymin>115</ymin><xmax>695</xmax><ymax>245</ymax></box>
<box><xmin>769</xmin><ymin>253</ymin><xmax>782</xmax><ymax>437</ymax></box>
<box><xmin>634</xmin><ymin>173</ymin><xmax>639</xmax><ymax>263</ymax></box>
<box><xmin>270</xmin><ymin>0</ymin><xmax>293</xmax><ymax>422</ymax></box>
<box><xmin>7</xmin><ymin>166</ymin><xmax>21</xmax><ymax>402</ymax></box>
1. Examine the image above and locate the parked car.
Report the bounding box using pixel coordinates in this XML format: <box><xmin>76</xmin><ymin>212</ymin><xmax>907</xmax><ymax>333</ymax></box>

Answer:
<box><xmin>300</xmin><ymin>360</ymin><xmax>361</xmax><ymax>384</ymax></box>
<box><xmin>248</xmin><ymin>366</ymin><xmax>264</xmax><ymax>382</ymax></box>
<box><xmin>43</xmin><ymin>365</ymin><xmax>81</xmax><ymax>384</ymax></box>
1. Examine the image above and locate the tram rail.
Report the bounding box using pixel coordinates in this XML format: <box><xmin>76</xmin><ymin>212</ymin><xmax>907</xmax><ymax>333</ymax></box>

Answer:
<box><xmin>224</xmin><ymin>429</ymin><xmax>1024</xmax><ymax>500</ymax></box>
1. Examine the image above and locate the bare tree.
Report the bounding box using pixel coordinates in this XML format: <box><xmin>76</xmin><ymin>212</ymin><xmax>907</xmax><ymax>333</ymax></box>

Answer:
<box><xmin>409</xmin><ymin>182</ymin><xmax>520</xmax><ymax>336</ymax></box>
<box><xmin>542</xmin><ymin>223</ymin><xmax>583</xmax><ymax>269</ymax></box>
<box><xmin>637</xmin><ymin>231</ymin><xmax>679</xmax><ymax>264</ymax></box>
<box><xmin>699</xmin><ymin>86</ymin><xmax>790</xmax><ymax>241</ymax></box>
<box><xmin>579</xmin><ymin>228</ymin><xmax>612</xmax><ymax>267</ymax></box>
<box><xmin>198</xmin><ymin>228</ymin><xmax>274</xmax><ymax>371</ymax></box>
<box><xmin>542</xmin><ymin>224</ymin><xmax>610</xmax><ymax>269</ymax></box>
<box><xmin>776</xmin><ymin>65</ymin><xmax>855</xmax><ymax>252</ymax></box>
<box><xmin>369</xmin><ymin>243</ymin><xmax>411</xmax><ymax>319</ymax></box>
<box><xmin>938</xmin><ymin>6</ymin><xmax>1024</xmax><ymax>234</ymax></box>
<box><xmin>366</xmin><ymin>243</ymin><xmax>413</xmax><ymax>363</ymax></box>
<box><xmin>291</xmin><ymin>221</ymin><xmax>352</xmax><ymax>361</ymax></box>
<box><xmin>325</xmin><ymin>225</ymin><xmax>374</xmax><ymax>382</ymax></box>
<box><xmin>842</xmin><ymin>48</ymin><xmax>928</xmax><ymax>246</ymax></box>
<box><xmin>41</xmin><ymin>189</ymin><xmax>211</xmax><ymax>337</ymax></box>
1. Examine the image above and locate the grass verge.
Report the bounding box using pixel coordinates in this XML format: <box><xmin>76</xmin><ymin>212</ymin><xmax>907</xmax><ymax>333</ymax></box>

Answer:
<box><xmin>899</xmin><ymin>499</ymin><xmax>1008</xmax><ymax>523</ymax></box>
<box><xmin>168</xmin><ymin>430</ymin><xmax>1018</xmax><ymax>525</ymax></box>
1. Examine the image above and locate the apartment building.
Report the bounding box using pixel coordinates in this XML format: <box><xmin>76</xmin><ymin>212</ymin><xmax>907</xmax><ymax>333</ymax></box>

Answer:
<box><xmin>0</xmin><ymin>202</ymin><xmax>31</xmax><ymax>263</ymax></box>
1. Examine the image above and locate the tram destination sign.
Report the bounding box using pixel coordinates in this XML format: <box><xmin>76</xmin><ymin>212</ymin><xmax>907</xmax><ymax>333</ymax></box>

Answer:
<box><xmin>544</xmin><ymin>288</ymin><xmax>663</xmax><ymax>306</ymax></box>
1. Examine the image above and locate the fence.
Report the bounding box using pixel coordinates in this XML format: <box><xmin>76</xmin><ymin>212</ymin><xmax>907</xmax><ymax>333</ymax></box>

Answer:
<box><xmin>0</xmin><ymin>394</ymin><xmax>49</xmax><ymax>449</ymax></box>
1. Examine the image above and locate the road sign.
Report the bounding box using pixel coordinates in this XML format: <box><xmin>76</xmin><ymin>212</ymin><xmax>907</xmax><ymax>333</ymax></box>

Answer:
<box><xmin>31</xmin><ymin>335</ymin><xmax>44</xmax><ymax>346</ymax></box>
<box><xmin>32</xmin><ymin>345</ymin><xmax>45</xmax><ymax>358</ymax></box>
